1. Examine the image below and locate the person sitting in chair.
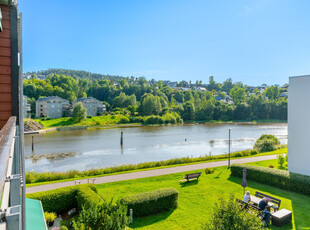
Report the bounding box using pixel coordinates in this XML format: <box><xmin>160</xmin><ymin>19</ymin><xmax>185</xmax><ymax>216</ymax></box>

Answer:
<box><xmin>242</xmin><ymin>191</ymin><xmax>251</xmax><ymax>203</ymax></box>
<box><xmin>259</xmin><ymin>197</ymin><xmax>271</xmax><ymax>225</ymax></box>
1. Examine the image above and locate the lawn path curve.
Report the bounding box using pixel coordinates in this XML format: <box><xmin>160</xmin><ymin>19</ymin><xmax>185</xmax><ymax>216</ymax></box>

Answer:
<box><xmin>26</xmin><ymin>154</ymin><xmax>277</xmax><ymax>194</ymax></box>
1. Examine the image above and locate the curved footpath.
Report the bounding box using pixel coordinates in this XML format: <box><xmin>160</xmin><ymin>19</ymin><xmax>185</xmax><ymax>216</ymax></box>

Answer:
<box><xmin>26</xmin><ymin>154</ymin><xmax>277</xmax><ymax>194</ymax></box>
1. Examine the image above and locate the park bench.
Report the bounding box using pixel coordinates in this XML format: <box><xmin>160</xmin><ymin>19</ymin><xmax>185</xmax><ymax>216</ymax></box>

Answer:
<box><xmin>180</xmin><ymin>172</ymin><xmax>201</xmax><ymax>182</ymax></box>
<box><xmin>255</xmin><ymin>191</ymin><xmax>281</xmax><ymax>212</ymax></box>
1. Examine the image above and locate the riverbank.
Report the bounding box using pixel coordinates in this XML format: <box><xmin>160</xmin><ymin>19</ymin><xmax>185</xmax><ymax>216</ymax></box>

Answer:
<box><xmin>25</xmin><ymin>115</ymin><xmax>287</xmax><ymax>134</ymax></box>
<box><xmin>26</xmin><ymin>148</ymin><xmax>287</xmax><ymax>187</ymax></box>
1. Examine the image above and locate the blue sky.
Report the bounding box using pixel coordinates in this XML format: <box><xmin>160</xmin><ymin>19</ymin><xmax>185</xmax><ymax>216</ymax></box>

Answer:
<box><xmin>19</xmin><ymin>0</ymin><xmax>310</xmax><ymax>85</ymax></box>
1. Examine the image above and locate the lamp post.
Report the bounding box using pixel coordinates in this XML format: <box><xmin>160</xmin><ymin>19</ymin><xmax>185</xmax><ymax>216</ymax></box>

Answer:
<box><xmin>228</xmin><ymin>128</ymin><xmax>231</xmax><ymax>168</ymax></box>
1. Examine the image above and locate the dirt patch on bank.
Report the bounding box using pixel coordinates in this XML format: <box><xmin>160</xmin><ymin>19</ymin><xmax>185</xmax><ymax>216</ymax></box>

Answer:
<box><xmin>24</xmin><ymin>118</ymin><xmax>45</xmax><ymax>132</ymax></box>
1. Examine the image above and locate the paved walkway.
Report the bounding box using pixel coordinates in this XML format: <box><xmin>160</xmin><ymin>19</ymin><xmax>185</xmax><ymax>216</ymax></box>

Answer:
<box><xmin>26</xmin><ymin>154</ymin><xmax>277</xmax><ymax>194</ymax></box>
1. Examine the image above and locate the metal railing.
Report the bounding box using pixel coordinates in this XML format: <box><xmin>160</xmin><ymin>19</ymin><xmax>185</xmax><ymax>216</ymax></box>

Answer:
<box><xmin>0</xmin><ymin>117</ymin><xmax>24</xmax><ymax>230</ymax></box>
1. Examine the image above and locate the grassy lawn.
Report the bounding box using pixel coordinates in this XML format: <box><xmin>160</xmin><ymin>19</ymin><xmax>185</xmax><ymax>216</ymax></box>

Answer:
<box><xmin>247</xmin><ymin>159</ymin><xmax>287</xmax><ymax>170</ymax></box>
<box><xmin>34</xmin><ymin>115</ymin><xmax>136</xmax><ymax>128</ymax></box>
<box><xmin>95</xmin><ymin>166</ymin><xmax>309</xmax><ymax>230</ymax></box>
<box><xmin>26</xmin><ymin>148</ymin><xmax>287</xmax><ymax>187</ymax></box>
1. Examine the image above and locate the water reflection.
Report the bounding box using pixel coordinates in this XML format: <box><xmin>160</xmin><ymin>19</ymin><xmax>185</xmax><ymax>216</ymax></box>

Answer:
<box><xmin>24</xmin><ymin>123</ymin><xmax>287</xmax><ymax>172</ymax></box>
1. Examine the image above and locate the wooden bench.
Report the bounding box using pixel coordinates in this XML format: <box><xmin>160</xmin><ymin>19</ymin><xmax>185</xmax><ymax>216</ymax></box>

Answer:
<box><xmin>180</xmin><ymin>172</ymin><xmax>201</xmax><ymax>182</ymax></box>
<box><xmin>255</xmin><ymin>191</ymin><xmax>281</xmax><ymax>212</ymax></box>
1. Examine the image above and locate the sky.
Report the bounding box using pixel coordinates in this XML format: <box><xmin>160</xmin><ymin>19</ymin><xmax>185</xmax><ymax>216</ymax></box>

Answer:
<box><xmin>19</xmin><ymin>0</ymin><xmax>310</xmax><ymax>86</ymax></box>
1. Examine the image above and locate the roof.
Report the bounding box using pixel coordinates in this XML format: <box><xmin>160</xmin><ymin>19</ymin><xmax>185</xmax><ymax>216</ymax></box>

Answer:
<box><xmin>74</xmin><ymin>97</ymin><xmax>101</xmax><ymax>103</ymax></box>
<box><xmin>26</xmin><ymin>198</ymin><xmax>47</xmax><ymax>230</ymax></box>
<box><xmin>37</xmin><ymin>96</ymin><xmax>68</xmax><ymax>102</ymax></box>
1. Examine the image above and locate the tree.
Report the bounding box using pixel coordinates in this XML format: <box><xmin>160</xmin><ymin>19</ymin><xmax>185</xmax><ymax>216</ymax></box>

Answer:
<box><xmin>222</xmin><ymin>78</ymin><xmax>233</xmax><ymax>93</ymax></box>
<box><xmin>140</xmin><ymin>94</ymin><xmax>162</xmax><ymax>115</ymax></box>
<box><xmin>203</xmin><ymin>194</ymin><xmax>262</xmax><ymax>230</ymax></box>
<box><xmin>232</xmin><ymin>88</ymin><xmax>246</xmax><ymax>104</ymax></box>
<box><xmin>184</xmin><ymin>91</ymin><xmax>194</xmax><ymax>102</ymax></box>
<box><xmin>265</xmin><ymin>85</ymin><xmax>280</xmax><ymax>100</ymax></box>
<box><xmin>72</xmin><ymin>102</ymin><xmax>87</xmax><ymax>122</ymax></box>
<box><xmin>183</xmin><ymin>101</ymin><xmax>195</xmax><ymax>121</ymax></box>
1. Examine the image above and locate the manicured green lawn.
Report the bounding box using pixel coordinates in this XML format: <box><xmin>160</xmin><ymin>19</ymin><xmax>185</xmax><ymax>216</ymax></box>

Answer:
<box><xmin>247</xmin><ymin>159</ymin><xmax>287</xmax><ymax>170</ymax></box>
<box><xmin>96</xmin><ymin>166</ymin><xmax>309</xmax><ymax>230</ymax></box>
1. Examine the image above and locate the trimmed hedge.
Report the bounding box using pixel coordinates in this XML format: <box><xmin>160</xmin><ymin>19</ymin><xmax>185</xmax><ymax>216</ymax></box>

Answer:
<box><xmin>76</xmin><ymin>185</ymin><xmax>102</xmax><ymax>211</ymax></box>
<box><xmin>231</xmin><ymin>164</ymin><xmax>310</xmax><ymax>196</ymax></box>
<box><xmin>26</xmin><ymin>184</ymin><xmax>100</xmax><ymax>214</ymax></box>
<box><xmin>121</xmin><ymin>188</ymin><xmax>178</xmax><ymax>217</ymax></box>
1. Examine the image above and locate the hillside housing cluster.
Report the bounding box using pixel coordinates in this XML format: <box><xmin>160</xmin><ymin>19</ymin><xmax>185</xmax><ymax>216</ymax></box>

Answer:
<box><xmin>24</xmin><ymin>96</ymin><xmax>106</xmax><ymax>118</ymax></box>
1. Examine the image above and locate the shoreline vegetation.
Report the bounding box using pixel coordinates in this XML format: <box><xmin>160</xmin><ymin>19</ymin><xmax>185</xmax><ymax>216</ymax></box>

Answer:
<box><xmin>24</xmin><ymin>115</ymin><xmax>287</xmax><ymax>133</ymax></box>
<box><xmin>26</xmin><ymin>148</ymin><xmax>287</xmax><ymax>186</ymax></box>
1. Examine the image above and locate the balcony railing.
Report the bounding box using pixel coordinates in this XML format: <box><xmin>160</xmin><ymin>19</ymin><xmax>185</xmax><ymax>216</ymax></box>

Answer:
<box><xmin>0</xmin><ymin>117</ymin><xmax>25</xmax><ymax>230</ymax></box>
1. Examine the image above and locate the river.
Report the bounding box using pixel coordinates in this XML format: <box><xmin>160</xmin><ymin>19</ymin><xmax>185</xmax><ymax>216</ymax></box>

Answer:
<box><xmin>24</xmin><ymin>123</ymin><xmax>287</xmax><ymax>172</ymax></box>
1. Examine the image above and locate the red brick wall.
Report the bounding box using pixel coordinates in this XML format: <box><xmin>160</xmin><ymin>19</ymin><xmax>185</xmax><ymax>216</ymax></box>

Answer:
<box><xmin>0</xmin><ymin>5</ymin><xmax>12</xmax><ymax>129</ymax></box>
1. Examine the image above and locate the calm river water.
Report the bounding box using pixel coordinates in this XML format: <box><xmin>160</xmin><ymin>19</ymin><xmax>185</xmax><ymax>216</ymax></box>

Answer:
<box><xmin>24</xmin><ymin>123</ymin><xmax>287</xmax><ymax>172</ymax></box>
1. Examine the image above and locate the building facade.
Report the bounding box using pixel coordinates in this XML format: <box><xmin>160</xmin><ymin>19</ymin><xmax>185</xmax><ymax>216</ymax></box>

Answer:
<box><xmin>288</xmin><ymin>75</ymin><xmax>310</xmax><ymax>176</ymax></box>
<box><xmin>73</xmin><ymin>97</ymin><xmax>105</xmax><ymax>116</ymax></box>
<box><xmin>36</xmin><ymin>96</ymin><xmax>70</xmax><ymax>118</ymax></box>
<box><xmin>23</xmin><ymin>95</ymin><xmax>31</xmax><ymax>118</ymax></box>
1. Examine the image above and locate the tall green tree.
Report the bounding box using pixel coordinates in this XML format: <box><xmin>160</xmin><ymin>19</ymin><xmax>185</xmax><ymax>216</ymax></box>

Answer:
<box><xmin>72</xmin><ymin>102</ymin><xmax>87</xmax><ymax>122</ymax></box>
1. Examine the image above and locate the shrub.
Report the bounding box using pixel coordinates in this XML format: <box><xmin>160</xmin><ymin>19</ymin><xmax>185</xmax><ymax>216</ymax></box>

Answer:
<box><xmin>278</xmin><ymin>154</ymin><xmax>286</xmax><ymax>167</ymax></box>
<box><xmin>129</xmin><ymin>116</ymin><xmax>144</xmax><ymax>123</ymax></box>
<box><xmin>26</xmin><ymin>184</ymin><xmax>99</xmax><ymax>214</ymax></box>
<box><xmin>205</xmin><ymin>168</ymin><xmax>215</xmax><ymax>174</ymax></box>
<box><xmin>121</xmin><ymin>188</ymin><xmax>178</xmax><ymax>217</ymax></box>
<box><xmin>87</xmin><ymin>115</ymin><xmax>92</xmax><ymax>118</ymax></box>
<box><xmin>231</xmin><ymin>164</ymin><xmax>310</xmax><ymax>196</ymax></box>
<box><xmin>44</xmin><ymin>212</ymin><xmax>57</xmax><ymax>223</ymax></box>
<box><xmin>71</xmin><ymin>201</ymin><xmax>129</xmax><ymax>230</ymax></box>
<box><xmin>118</xmin><ymin>116</ymin><xmax>130</xmax><ymax>124</ymax></box>
<box><xmin>202</xmin><ymin>194</ymin><xmax>262</xmax><ymax>230</ymax></box>
<box><xmin>60</xmin><ymin>226</ymin><xmax>68</xmax><ymax>230</ymax></box>
<box><xmin>76</xmin><ymin>185</ymin><xmax>102</xmax><ymax>211</ymax></box>
<box><xmin>254</xmin><ymin>134</ymin><xmax>280</xmax><ymax>152</ymax></box>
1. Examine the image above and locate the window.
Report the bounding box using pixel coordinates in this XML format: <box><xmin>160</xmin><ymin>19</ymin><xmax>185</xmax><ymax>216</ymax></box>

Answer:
<box><xmin>40</xmin><ymin>109</ymin><xmax>43</xmax><ymax>111</ymax></box>
<box><xmin>40</xmin><ymin>105</ymin><xmax>43</xmax><ymax>107</ymax></box>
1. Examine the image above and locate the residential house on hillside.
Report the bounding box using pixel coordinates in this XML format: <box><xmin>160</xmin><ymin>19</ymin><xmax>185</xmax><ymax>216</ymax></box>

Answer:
<box><xmin>36</xmin><ymin>96</ymin><xmax>70</xmax><ymax>118</ymax></box>
<box><xmin>23</xmin><ymin>95</ymin><xmax>31</xmax><ymax>118</ymax></box>
<box><xmin>73</xmin><ymin>97</ymin><xmax>106</xmax><ymax>116</ymax></box>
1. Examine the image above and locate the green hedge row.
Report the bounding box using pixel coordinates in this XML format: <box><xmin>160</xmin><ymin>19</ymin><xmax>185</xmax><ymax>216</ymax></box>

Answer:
<box><xmin>121</xmin><ymin>188</ymin><xmax>178</xmax><ymax>217</ymax></box>
<box><xmin>231</xmin><ymin>164</ymin><xmax>310</xmax><ymax>195</ymax></box>
<box><xmin>26</xmin><ymin>184</ymin><xmax>100</xmax><ymax>214</ymax></box>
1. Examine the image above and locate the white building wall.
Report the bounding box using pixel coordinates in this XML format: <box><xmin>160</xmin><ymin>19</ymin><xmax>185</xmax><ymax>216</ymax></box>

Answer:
<box><xmin>288</xmin><ymin>75</ymin><xmax>310</xmax><ymax>176</ymax></box>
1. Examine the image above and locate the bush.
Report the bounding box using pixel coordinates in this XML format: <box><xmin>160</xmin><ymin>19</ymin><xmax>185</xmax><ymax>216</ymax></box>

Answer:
<box><xmin>202</xmin><ymin>194</ymin><xmax>262</xmax><ymax>230</ymax></box>
<box><xmin>121</xmin><ymin>188</ymin><xmax>178</xmax><ymax>217</ymax></box>
<box><xmin>71</xmin><ymin>201</ymin><xmax>129</xmax><ymax>230</ymax></box>
<box><xmin>278</xmin><ymin>154</ymin><xmax>286</xmax><ymax>167</ymax></box>
<box><xmin>60</xmin><ymin>226</ymin><xmax>68</xmax><ymax>230</ymax></box>
<box><xmin>44</xmin><ymin>212</ymin><xmax>57</xmax><ymax>223</ymax></box>
<box><xmin>76</xmin><ymin>185</ymin><xmax>102</xmax><ymax>211</ymax></box>
<box><xmin>26</xmin><ymin>184</ymin><xmax>99</xmax><ymax>214</ymax></box>
<box><xmin>118</xmin><ymin>116</ymin><xmax>130</xmax><ymax>124</ymax></box>
<box><xmin>254</xmin><ymin>134</ymin><xmax>280</xmax><ymax>152</ymax></box>
<box><xmin>231</xmin><ymin>164</ymin><xmax>310</xmax><ymax>196</ymax></box>
<box><xmin>87</xmin><ymin>115</ymin><xmax>92</xmax><ymax>118</ymax></box>
<box><xmin>129</xmin><ymin>116</ymin><xmax>144</xmax><ymax>123</ymax></box>
<box><xmin>205</xmin><ymin>168</ymin><xmax>215</xmax><ymax>174</ymax></box>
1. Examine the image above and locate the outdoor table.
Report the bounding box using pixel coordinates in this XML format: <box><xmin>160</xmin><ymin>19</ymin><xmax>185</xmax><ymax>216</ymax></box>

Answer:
<box><xmin>249</xmin><ymin>195</ymin><xmax>274</xmax><ymax>211</ymax></box>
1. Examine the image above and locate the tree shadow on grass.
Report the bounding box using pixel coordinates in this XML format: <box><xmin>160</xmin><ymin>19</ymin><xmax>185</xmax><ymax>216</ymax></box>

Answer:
<box><xmin>179</xmin><ymin>179</ymin><xmax>199</xmax><ymax>187</ymax></box>
<box><xmin>48</xmin><ymin>118</ymin><xmax>75</xmax><ymax>127</ymax></box>
<box><xmin>129</xmin><ymin>209</ymin><xmax>174</xmax><ymax>229</ymax></box>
